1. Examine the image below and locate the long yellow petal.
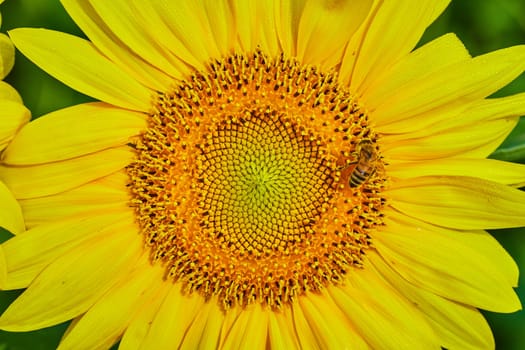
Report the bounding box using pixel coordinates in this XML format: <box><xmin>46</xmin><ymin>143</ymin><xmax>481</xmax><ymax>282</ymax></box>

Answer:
<box><xmin>2</xmin><ymin>211</ymin><xmax>134</xmax><ymax>290</ymax></box>
<box><xmin>0</xmin><ymin>181</ymin><xmax>24</xmax><ymax>235</ymax></box>
<box><xmin>138</xmin><ymin>285</ymin><xmax>204</xmax><ymax>349</ymax></box>
<box><xmin>267</xmin><ymin>307</ymin><xmax>301</xmax><ymax>350</ymax></box>
<box><xmin>290</xmin><ymin>298</ymin><xmax>322</xmax><ymax>349</ymax></box>
<box><xmin>388</xmin><ymin>158</ymin><xmax>525</xmax><ymax>186</ymax></box>
<box><xmin>200</xmin><ymin>1</ymin><xmax>237</xmax><ymax>56</ymax></box>
<box><xmin>340</xmin><ymin>0</ymin><xmax>450</xmax><ymax>89</ymax></box>
<box><xmin>381</xmin><ymin>92</ymin><xmax>525</xmax><ymax>139</ymax></box>
<box><xmin>373</xmin><ymin>45</ymin><xmax>525</xmax><ymax>127</ymax></box>
<box><xmin>274</xmin><ymin>1</ymin><xmax>307</xmax><ymax>58</ymax></box>
<box><xmin>118</xmin><ymin>282</ymin><xmax>171</xmax><ymax>350</ymax></box>
<box><xmin>0</xmin><ymin>81</ymin><xmax>23</xmax><ymax>104</ymax></box>
<box><xmin>0</xmin><ymin>248</ymin><xmax>7</xmax><ymax>288</ymax></box>
<box><xmin>129</xmin><ymin>0</ymin><xmax>221</xmax><ymax>68</ymax></box>
<box><xmin>296</xmin><ymin>0</ymin><xmax>372</xmax><ymax>67</ymax></box>
<box><xmin>298</xmin><ymin>290</ymin><xmax>369</xmax><ymax>349</ymax></box>
<box><xmin>231</xmin><ymin>0</ymin><xmax>280</xmax><ymax>56</ymax></box>
<box><xmin>329</xmin><ymin>265</ymin><xmax>439</xmax><ymax>348</ymax></box>
<box><xmin>370</xmin><ymin>253</ymin><xmax>495</xmax><ymax>350</ymax></box>
<box><xmin>57</xmin><ymin>257</ymin><xmax>162</xmax><ymax>350</ymax></box>
<box><xmin>0</xmin><ymin>32</ymin><xmax>15</xmax><ymax>79</ymax></box>
<box><xmin>0</xmin><ymin>146</ymin><xmax>133</xmax><ymax>199</ymax></box>
<box><xmin>0</xmin><ymin>101</ymin><xmax>30</xmax><ymax>151</ymax></box>
<box><xmin>88</xmin><ymin>0</ymin><xmax>187</xmax><ymax>79</ymax></box>
<box><xmin>3</xmin><ymin>102</ymin><xmax>146</xmax><ymax>165</ymax></box>
<box><xmin>375</xmin><ymin>214</ymin><xmax>519</xmax><ymax>312</ymax></box>
<box><xmin>9</xmin><ymin>28</ymin><xmax>152</xmax><ymax>112</ymax></box>
<box><xmin>363</xmin><ymin>33</ymin><xmax>470</xmax><ymax>109</ymax></box>
<box><xmin>386</xmin><ymin>176</ymin><xmax>525</xmax><ymax>229</ymax></box>
<box><xmin>60</xmin><ymin>0</ymin><xmax>175</xmax><ymax>91</ymax></box>
<box><xmin>221</xmin><ymin>304</ymin><xmax>268</xmax><ymax>350</ymax></box>
<box><xmin>458</xmin><ymin>125</ymin><xmax>517</xmax><ymax>159</ymax></box>
<box><xmin>0</xmin><ymin>227</ymin><xmax>142</xmax><ymax>331</ymax></box>
<box><xmin>179</xmin><ymin>300</ymin><xmax>224</xmax><ymax>350</ymax></box>
<box><xmin>383</xmin><ymin>118</ymin><xmax>518</xmax><ymax>160</ymax></box>
<box><xmin>19</xmin><ymin>171</ymin><xmax>129</xmax><ymax>228</ymax></box>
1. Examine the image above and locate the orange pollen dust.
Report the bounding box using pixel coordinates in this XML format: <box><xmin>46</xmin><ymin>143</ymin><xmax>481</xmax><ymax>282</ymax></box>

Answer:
<box><xmin>126</xmin><ymin>50</ymin><xmax>387</xmax><ymax>310</ymax></box>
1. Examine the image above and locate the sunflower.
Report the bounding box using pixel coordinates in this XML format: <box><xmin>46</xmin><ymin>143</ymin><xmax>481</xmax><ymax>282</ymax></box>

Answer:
<box><xmin>0</xmin><ymin>0</ymin><xmax>29</xmax><ymax>239</ymax></box>
<box><xmin>2</xmin><ymin>0</ymin><xmax>525</xmax><ymax>348</ymax></box>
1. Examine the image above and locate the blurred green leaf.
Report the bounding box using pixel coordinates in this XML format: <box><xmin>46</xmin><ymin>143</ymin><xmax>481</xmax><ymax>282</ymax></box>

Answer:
<box><xmin>490</xmin><ymin>144</ymin><xmax>525</xmax><ymax>163</ymax></box>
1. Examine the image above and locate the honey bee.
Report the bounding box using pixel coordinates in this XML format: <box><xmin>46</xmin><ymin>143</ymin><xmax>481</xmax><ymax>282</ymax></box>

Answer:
<box><xmin>340</xmin><ymin>140</ymin><xmax>378</xmax><ymax>188</ymax></box>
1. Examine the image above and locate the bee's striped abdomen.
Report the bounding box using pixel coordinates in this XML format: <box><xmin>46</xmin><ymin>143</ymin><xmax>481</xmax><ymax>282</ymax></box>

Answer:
<box><xmin>348</xmin><ymin>140</ymin><xmax>377</xmax><ymax>188</ymax></box>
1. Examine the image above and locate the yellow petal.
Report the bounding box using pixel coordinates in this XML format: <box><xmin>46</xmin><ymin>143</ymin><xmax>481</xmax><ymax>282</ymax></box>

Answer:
<box><xmin>61</xmin><ymin>0</ymin><xmax>175</xmax><ymax>91</ymax></box>
<box><xmin>9</xmin><ymin>28</ymin><xmax>152</xmax><ymax>112</ymax></box>
<box><xmin>267</xmin><ymin>307</ymin><xmax>301</xmax><ymax>350</ymax></box>
<box><xmin>296</xmin><ymin>0</ymin><xmax>372</xmax><ymax>67</ymax></box>
<box><xmin>200</xmin><ymin>1</ymin><xmax>237</xmax><ymax>56</ymax></box>
<box><xmin>298</xmin><ymin>290</ymin><xmax>369</xmax><ymax>349</ymax></box>
<box><xmin>0</xmin><ymin>100</ymin><xmax>30</xmax><ymax>151</ymax></box>
<box><xmin>465</xmin><ymin>92</ymin><xmax>525</xmax><ymax>122</ymax></box>
<box><xmin>458</xmin><ymin>124</ymin><xmax>517</xmax><ymax>159</ymax></box>
<box><xmin>329</xmin><ymin>265</ymin><xmax>439</xmax><ymax>349</ymax></box>
<box><xmin>0</xmin><ymin>247</ymin><xmax>7</xmax><ymax>288</ymax></box>
<box><xmin>118</xmin><ymin>283</ymin><xmax>171</xmax><ymax>350</ymax></box>
<box><xmin>388</xmin><ymin>158</ymin><xmax>525</xmax><ymax>186</ymax></box>
<box><xmin>363</xmin><ymin>33</ymin><xmax>470</xmax><ymax>109</ymax></box>
<box><xmin>370</xmin><ymin>253</ymin><xmax>495</xmax><ymax>350</ymax></box>
<box><xmin>0</xmin><ymin>81</ymin><xmax>23</xmax><ymax>104</ymax></box>
<box><xmin>373</xmin><ymin>45</ymin><xmax>525</xmax><ymax>128</ymax></box>
<box><xmin>340</xmin><ymin>0</ymin><xmax>450</xmax><ymax>89</ymax></box>
<box><xmin>19</xmin><ymin>171</ymin><xmax>129</xmax><ymax>228</ymax></box>
<box><xmin>139</xmin><ymin>285</ymin><xmax>204</xmax><ymax>349</ymax></box>
<box><xmin>0</xmin><ymin>146</ymin><xmax>133</xmax><ymax>199</ymax></box>
<box><xmin>0</xmin><ymin>32</ymin><xmax>15</xmax><ymax>79</ymax></box>
<box><xmin>130</xmin><ymin>1</ymin><xmax>216</xmax><ymax>69</ymax></box>
<box><xmin>375</xmin><ymin>214</ymin><xmax>520</xmax><ymax>312</ymax></box>
<box><xmin>221</xmin><ymin>304</ymin><xmax>268</xmax><ymax>350</ymax></box>
<box><xmin>231</xmin><ymin>0</ymin><xmax>280</xmax><ymax>56</ymax></box>
<box><xmin>2</xmin><ymin>211</ymin><xmax>134</xmax><ymax>290</ymax></box>
<box><xmin>0</xmin><ymin>227</ymin><xmax>142</xmax><ymax>331</ymax></box>
<box><xmin>387</xmin><ymin>176</ymin><xmax>525</xmax><ymax>229</ymax></box>
<box><xmin>274</xmin><ymin>1</ymin><xmax>307</xmax><ymax>57</ymax></box>
<box><xmin>88</xmin><ymin>0</ymin><xmax>187</xmax><ymax>79</ymax></box>
<box><xmin>3</xmin><ymin>102</ymin><xmax>146</xmax><ymax>165</ymax></box>
<box><xmin>0</xmin><ymin>181</ymin><xmax>24</xmax><ymax>235</ymax></box>
<box><xmin>383</xmin><ymin>118</ymin><xmax>518</xmax><ymax>160</ymax></box>
<box><xmin>383</xmin><ymin>92</ymin><xmax>525</xmax><ymax>140</ymax></box>
<box><xmin>179</xmin><ymin>300</ymin><xmax>224</xmax><ymax>350</ymax></box>
<box><xmin>59</xmin><ymin>318</ymin><xmax>80</xmax><ymax>345</ymax></box>
<box><xmin>57</xmin><ymin>258</ymin><xmax>163</xmax><ymax>350</ymax></box>
<box><xmin>290</xmin><ymin>297</ymin><xmax>322</xmax><ymax>349</ymax></box>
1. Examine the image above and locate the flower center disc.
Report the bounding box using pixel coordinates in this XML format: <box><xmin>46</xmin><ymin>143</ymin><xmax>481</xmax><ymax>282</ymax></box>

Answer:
<box><xmin>198</xmin><ymin>111</ymin><xmax>333</xmax><ymax>257</ymax></box>
<box><xmin>127</xmin><ymin>50</ymin><xmax>386</xmax><ymax>309</ymax></box>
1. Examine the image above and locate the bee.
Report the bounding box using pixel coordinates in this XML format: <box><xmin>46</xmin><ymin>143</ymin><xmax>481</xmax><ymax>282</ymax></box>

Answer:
<box><xmin>340</xmin><ymin>140</ymin><xmax>378</xmax><ymax>188</ymax></box>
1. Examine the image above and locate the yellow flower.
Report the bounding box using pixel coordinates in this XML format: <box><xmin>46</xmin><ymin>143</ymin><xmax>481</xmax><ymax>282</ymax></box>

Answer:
<box><xmin>2</xmin><ymin>0</ymin><xmax>525</xmax><ymax>348</ymax></box>
<box><xmin>0</xmin><ymin>0</ymin><xmax>29</xmax><ymax>239</ymax></box>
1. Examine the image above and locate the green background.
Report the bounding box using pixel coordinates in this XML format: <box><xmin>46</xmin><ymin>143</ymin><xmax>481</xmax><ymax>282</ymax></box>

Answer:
<box><xmin>1</xmin><ymin>0</ymin><xmax>525</xmax><ymax>349</ymax></box>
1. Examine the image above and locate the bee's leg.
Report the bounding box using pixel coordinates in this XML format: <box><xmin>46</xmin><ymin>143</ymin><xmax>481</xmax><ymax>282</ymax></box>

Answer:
<box><xmin>337</xmin><ymin>160</ymin><xmax>357</xmax><ymax>171</ymax></box>
<box><xmin>370</xmin><ymin>168</ymin><xmax>377</xmax><ymax>179</ymax></box>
